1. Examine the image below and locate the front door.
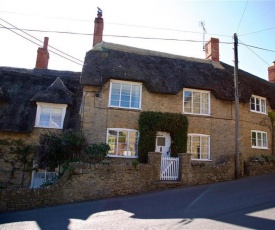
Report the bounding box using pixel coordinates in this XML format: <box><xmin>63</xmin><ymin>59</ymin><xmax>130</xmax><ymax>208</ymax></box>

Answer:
<box><xmin>155</xmin><ymin>131</ymin><xmax>171</xmax><ymax>157</ymax></box>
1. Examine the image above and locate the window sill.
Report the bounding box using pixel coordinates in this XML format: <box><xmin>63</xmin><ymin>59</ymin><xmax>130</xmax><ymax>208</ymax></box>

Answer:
<box><xmin>250</xmin><ymin>110</ymin><xmax>267</xmax><ymax>115</ymax></box>
<box><xmin>191</xmin><ymin>159</ymin><xmax>212</xmax><ymax>162</ymax></box>
<box><xmin>183</xmin><ymin>113</ymin><xmax>211</xmax><ymax>117</ymax></box>
<box><xmin>108</xmin><ymin>155</ymin><xmax>138</xmax><ymax>159</ymax></box>
<box><xmin>108</xmin><ymin>106</ymin><xmax>142</xmax><ymax>111</ymax></box>
<box><xmin>34</xmin><ymin>126</ymin><xmax>63</xmax><ymax>130</ymax></box>
<box><xmin>252</xmin><ymin>146</ymin><xmax>268</xmax><ymax>150</ymax></box>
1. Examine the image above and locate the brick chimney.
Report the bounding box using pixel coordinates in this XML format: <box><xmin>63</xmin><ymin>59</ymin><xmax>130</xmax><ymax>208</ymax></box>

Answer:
<box><xmin>93</xmin><ymin>8</ymin><xmax>104</xmax><ymax>47</ymax></box>
<box><xmin>205</xmin><ymin>37</ymin><xmax>219</xmax><ymax>62</ymax></box>
<box><xmin>268</xmin><ymin>62</ymin><xmax>275</xmax><ymax>83</ymax></box>
<box><xmin>35</xmin><ymin>37</ymin><xmax>49</xmax><ymax>69</ymax></box>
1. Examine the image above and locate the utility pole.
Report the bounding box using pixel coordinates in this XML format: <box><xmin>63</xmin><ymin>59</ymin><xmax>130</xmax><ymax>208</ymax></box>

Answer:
<box><xmin>234</xmin><ymin>33</ymin><xmax>239</xmax><ymax>179</ymax></box>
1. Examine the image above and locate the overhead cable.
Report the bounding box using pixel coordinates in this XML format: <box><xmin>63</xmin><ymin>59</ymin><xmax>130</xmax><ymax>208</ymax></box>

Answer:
<box><xmin>239</xmin><ymin>39</ymin><xmax>270</xmax><ymax>66</ymax></box>
<box><xmin>236</xmin><ymin>0</ymin><xmax>249</xmax><ymax>33</ymax></box>
<box><xmin>0</xmin><ymin>18</ymin><xmax>83</xmax><ymax>64</ymax></box>
<box><xmin>0</xmin><ymin>22</ymin><xmax>83</xmax><ymax>66</ymax></box>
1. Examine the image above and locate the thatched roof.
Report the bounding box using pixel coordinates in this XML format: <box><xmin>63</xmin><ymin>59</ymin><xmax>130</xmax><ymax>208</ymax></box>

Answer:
<box><xmin>81</xmin><ymin>42</ymin><xmax>275</xmax><ymax>108</ymax></box>
<box><xmin>31</xmin><ymin>77</ymin><xmax>74</xmax><ymax>105</ymax></box>
<box><xmin>0</xmin><ymin>67</ymin><xmax>82</xmax><ymax>133</ymax></box>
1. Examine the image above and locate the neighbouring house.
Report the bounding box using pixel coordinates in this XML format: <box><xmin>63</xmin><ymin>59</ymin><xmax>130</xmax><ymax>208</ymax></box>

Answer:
<box><xmin>80</xmin><ymin>11</ymin><xmax>275</xmax><ymax>165</ymax></box>
<box><xmin>0</xmin><ymin>37</ymin><xmax>82</xmax><ymax>188</ymax></box>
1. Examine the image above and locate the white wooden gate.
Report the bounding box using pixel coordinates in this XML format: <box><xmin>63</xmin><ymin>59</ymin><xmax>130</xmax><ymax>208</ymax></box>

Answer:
<box><xmin>160</xmin><ymin>157</ymin><xmax>179</xmax><ymax>180</ymax></box>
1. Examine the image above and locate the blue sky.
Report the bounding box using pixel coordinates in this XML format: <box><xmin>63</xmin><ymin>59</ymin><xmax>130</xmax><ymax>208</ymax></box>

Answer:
<box><xmin>1</xmin><ymin>0</ymin><xmax>275</xmax><ymax>80</ymax></box>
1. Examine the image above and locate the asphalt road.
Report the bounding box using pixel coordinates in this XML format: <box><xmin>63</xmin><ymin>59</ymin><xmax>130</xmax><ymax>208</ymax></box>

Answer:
<box><xmin>1</xmin><ymin>173</ymin><xmax>275</xmax><ymax>230</ymax></box>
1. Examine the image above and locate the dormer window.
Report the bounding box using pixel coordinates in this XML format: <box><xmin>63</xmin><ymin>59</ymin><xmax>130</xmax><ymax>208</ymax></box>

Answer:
<box><xmin>109</xmin><ymin>80</ymin><xmax>142</xmax><ymax>110</ymax></box>
<box><xmin>250</xmin><ymin>95</ymin><xmax>266</xmax><ymax>114</ymax></box>
<box><xmin>35</xmin><ymin>102</ymin><xmax>67</xmax><ymax>129</ymax></box>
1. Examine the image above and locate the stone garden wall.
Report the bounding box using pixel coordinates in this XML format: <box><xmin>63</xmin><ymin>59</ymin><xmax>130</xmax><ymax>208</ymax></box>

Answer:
<box><xmin>0</xmin><ymin>152</ymin><xmax>271</xmax><ymax>213</ymax></box>
<box><xmin>244</xmin><ymin>161</ymin><xmax>275</xmax><ymax>176</ymax></box>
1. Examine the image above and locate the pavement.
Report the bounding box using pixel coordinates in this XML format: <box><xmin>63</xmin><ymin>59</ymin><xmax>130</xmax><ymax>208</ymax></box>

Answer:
<box><xmin>0</xmin><ymin>173</ymin><xmax>275</xmax><ymax>229</ymax></box>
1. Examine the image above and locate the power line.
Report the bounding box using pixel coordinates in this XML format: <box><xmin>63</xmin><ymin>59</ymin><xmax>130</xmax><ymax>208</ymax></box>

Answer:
<box><xmin>0</xmin><ymin>25</ymin><xmax>232</xmax><ymax>38</ymax></box>
<box><xmin>0</xmin><ymin>10</ymin><xmax>232</xmax><ymax>38</ymax></box>
<box><xmin>107</xmin><ymin>22</ymin><xmax>232</xmax><ymax>38</ymax></box>
<box><xmin>239</xmin><ymin>42</ymin><xmax>275</xmax><ymax>53</ymax></box>
<box><xmin>239</xmin><ymin>39</ymin><xmax>270</xmax><ymax>66</ymax></box>
<box><xmin>0</xmin><ymin>22</ymin><xmax>83</xmax><ymax>66</ymax></box>
<box><xmin>236</xmin><ymin>0</ymin><xmax>249</xmax><ymax>33</ymax></box>
<box><xmin>0</xmin><ymin>18</ymin><xmax>83</xmax><ymax>64</ymax></box>
<box><xmin>0</xmin><ymin>26</ymin><xmax>233</xmax><ymax>44</ymax></box>
<box><xmin>239</xmin><ymin>26</ymin><xmax>275</xmax><ymax>36</ymax></box>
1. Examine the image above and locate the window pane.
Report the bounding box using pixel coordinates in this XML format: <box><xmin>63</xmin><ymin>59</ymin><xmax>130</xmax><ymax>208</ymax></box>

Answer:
<box><xmin>257</xmin><ymin>132</ymin><xmax>262</xmax><ymax>146</ymax></box>
<box><xmin>189</xmin><ymin>135</ymin><xmax>210</xmax><ymax>160</ymax></box>
<box><xmin>128</xmin><ymin>131</ymin><xmax>138</xmax><ymax>156</ymax></box>
<box><xmin>250</xmin><ymin>97</ymin><xmax>255</xmax><ymax>111</ymax></box>
<box><xmin>132</xmin><ymin>85</ymin><xmax>140</xmax><ymax>96</ymax></box>
<box><xmin>261</xmin><ymin>99</ymin><xmax>266</xmax><ymax>113</ymax></box>
<box><xmin>50</xmin><ymin>108</ymin><xmax>62</xmax><ymax>127</ymax></box>
<box><xmin>117</xmin><ymin>131</ymin><xmax>127</xmax><ymax>156</ymax></box>
<box><xmin>39</xmin><ymin>107</ymin><xmax>51</xmax><ymax>126</ymax></box>
<box><xmin>256</xmin><ymin>98</ymin><xmax>260</xmax><ymax>111</ymax></box>
<box><xmin>108</xmin><ymin>130</ymin><xmax>118</xmax><ymax>155</ymax></box>
<box><xmin>184</xmin><ymin>91</ymin><xmax>192</xmax><ymax>113</ymax></box>
<box><xmin>201</xmin><ymin>136</ymin><xmax>209</xmax><ymax>159</ymax></box>
<box><xmin>251</xmin><ymin>132</ymin><xmax>256</xmax><ymax>146</ymax></box>
<box><xmin>39</xmin><ymin>114</ymin><xmax>50</xmax><ymax>126</ymax></box>
<box><xmin>157</xmin><ymin>137</ymin><xmax>165</xmax><ymax>146</ymax></box>
<box><xmin>121</xmin><ymin>101</ymin><xmax>130</xmax><ymax>107</ymax></box>
<box><xmin>193</xmin><ymin>92</ymin><xmax>200</xmax><ymax>114</ymax></box>
<box><xmin>262</xmin><ymin>133</ymin><xmax>267</xmax><ymax>147</ymax></box>
<box><xmin>201</xmin><ymin>93</ymin><xmax>209</xmax><ymax>114</ymax></box>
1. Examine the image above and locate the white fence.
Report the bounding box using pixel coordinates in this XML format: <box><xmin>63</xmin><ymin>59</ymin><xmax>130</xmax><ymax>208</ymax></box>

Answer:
<box><xmin>31</xmin><ymin>171</ymin><xmax>58</xmax><ymax>188</ymax></box>
<box><xmin>160</xmin><ymin>157</ymin><xmax>179</xmax><ymax>180</ymax></box>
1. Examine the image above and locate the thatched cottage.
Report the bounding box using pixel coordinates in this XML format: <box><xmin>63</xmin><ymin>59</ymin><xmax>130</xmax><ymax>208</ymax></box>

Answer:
<box><xmin>80</xmin><ymin>11</ymin><xmax>275</xmax><ymax>164</ymax></box>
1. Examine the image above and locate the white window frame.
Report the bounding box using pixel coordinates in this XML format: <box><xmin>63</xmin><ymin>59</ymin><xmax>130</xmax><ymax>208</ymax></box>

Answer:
<box><xmin>108</xmin><ymin>80</ymin><xmax>142</xmax><ymax>110</ymax></box>
<box><xmin>250</xmin><ymin>95</ymin><xmax>267</xmax><ymax>114</ymax></box>
<box><xmin>251</xmin><ymin>130</ymin><xmax>268</xmax><ymax>149</ymax></box>
<box><xmin>106</xmin><ymin>128</ymin><xmax>139</xmax><ymax>158</ymax></box>
<box><xmin>35</xmin><ymin>102</ymin><xmax>67</xmax><ymax>129</ymax></box>
<box><xmin>183</xmin><ymin>88</ymin><xmax>211</xmax><ymax>115</ymax></box>
<box><xmin>187</xmin><ymin>133</ymin><xmax>211</xmax><ymax>161</ymax></box>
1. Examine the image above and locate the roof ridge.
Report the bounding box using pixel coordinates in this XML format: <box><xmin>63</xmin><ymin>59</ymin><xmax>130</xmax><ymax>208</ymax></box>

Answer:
<box><xmin>93</xmin><ymin>41</ymin><xmax>224</xmax><ymax>69</ymax></box>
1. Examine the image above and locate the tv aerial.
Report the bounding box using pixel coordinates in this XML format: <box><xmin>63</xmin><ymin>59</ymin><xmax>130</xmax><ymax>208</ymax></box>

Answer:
<box><xmin>199</xmin><ymin>21</ymin><xmax>207</xmax><ymax>51</ymax></box>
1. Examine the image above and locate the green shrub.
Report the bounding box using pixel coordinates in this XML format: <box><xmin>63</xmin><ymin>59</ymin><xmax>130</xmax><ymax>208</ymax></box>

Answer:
<box><xmin>249</xmin><ymin>154</ymin><xmax>275</xmax><ymax>162</ymax></box>
<box><xmin>132</xmin><ymin>159</ymin><xmax>139</xmax><ymax>168</ymax></box>
<box><xmin>84</xmin><ymin>143</ymin><xmax>110</xmax><ymax>164</ymax></box>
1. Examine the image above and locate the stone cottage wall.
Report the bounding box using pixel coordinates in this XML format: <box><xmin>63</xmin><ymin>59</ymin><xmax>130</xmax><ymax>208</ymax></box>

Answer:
<box><xmin>81</xmin><ymin>83</ymin><xmax>274</xmax><ymax>165</ymax></box>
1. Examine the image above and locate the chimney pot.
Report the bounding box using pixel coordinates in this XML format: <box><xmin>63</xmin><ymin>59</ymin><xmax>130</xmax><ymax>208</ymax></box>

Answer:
<box><xmin>205</xmin><ymin>37</ymin><xmax>219</xmax><ymax>62</ymax></box>
<box><xmin>43</xmin><ymin>37</ymin><xmax>49</xmax><ymax>49</ymax></box>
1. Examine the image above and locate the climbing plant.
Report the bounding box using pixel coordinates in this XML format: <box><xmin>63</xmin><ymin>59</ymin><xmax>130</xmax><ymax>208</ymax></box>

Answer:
<box><xmin>138</xmin><ymin>111</ymin><xmax>188</xmax><ymax>163</ymax></box>
<box><xmin>268</xmin><ymin>111</ymin><xmax>275</xmax><ymax>156</ymax></box>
